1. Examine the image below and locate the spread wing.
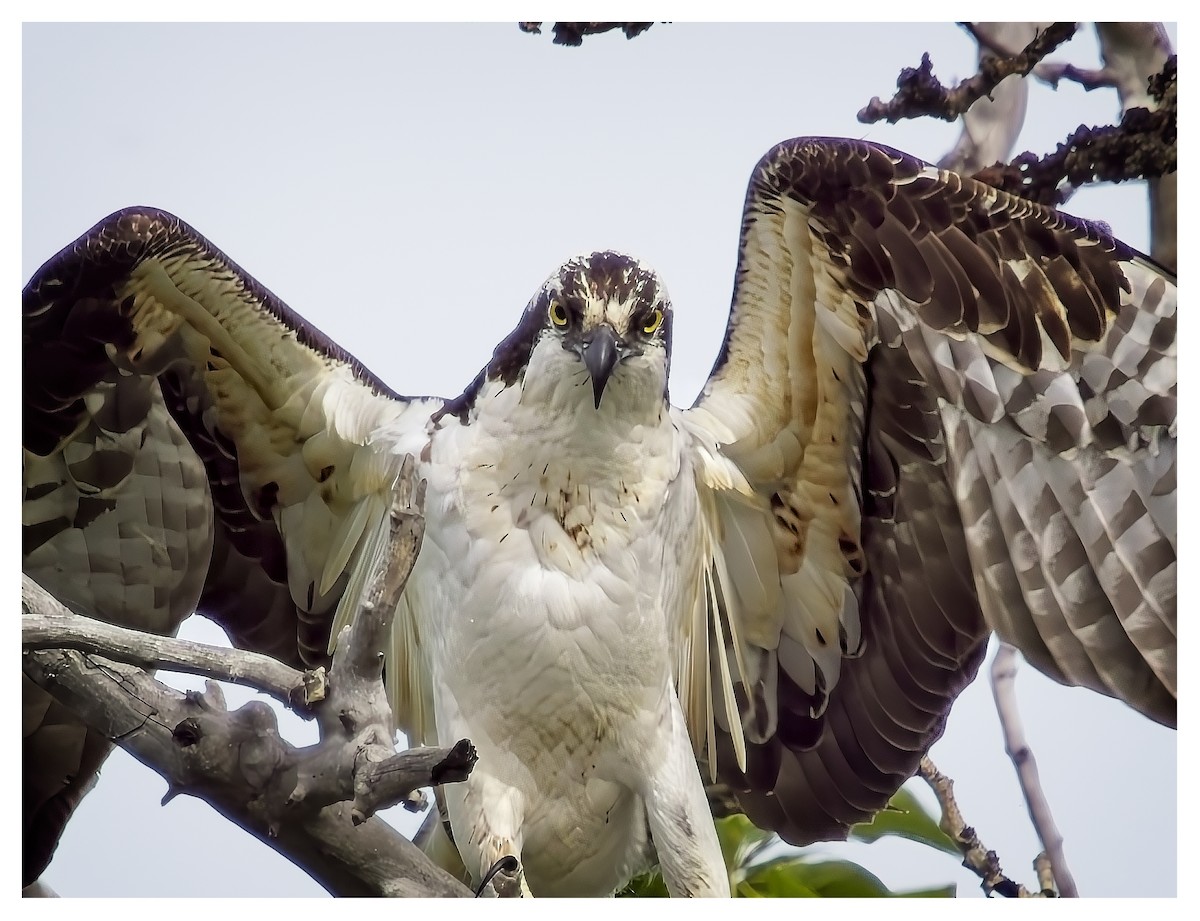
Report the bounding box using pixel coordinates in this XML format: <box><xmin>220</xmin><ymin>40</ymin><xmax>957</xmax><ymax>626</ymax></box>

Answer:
<box><xmin>22</xmin><ymin>208</ymin><xmax>438</xmax><ymax>878</ymax></box>
<box><xmin>676</xmin><ymin>137</ymin><xmax>1176</xmax><ymax>845</ymax></box>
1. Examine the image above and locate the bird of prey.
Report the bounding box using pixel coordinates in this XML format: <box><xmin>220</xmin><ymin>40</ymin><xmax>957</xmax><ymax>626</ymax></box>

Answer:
<box><xmin>23</xmin><ymin>136</ymin><xmax>1176</xmax><ymax>896</ymax></box>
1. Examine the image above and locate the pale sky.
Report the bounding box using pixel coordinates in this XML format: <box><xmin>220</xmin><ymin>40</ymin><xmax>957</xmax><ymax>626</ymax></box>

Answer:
<box><xmin>22</xmin><ymin>21</ymin><xmax>1177</xmax><ymax>898</ymax></box>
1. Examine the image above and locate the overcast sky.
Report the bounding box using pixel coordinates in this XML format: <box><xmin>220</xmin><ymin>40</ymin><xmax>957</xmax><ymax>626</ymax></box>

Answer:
<box><xmin>22</xmin><ymin>21</ymin><xmax>1177</xmax><ymax>898</ymax></box>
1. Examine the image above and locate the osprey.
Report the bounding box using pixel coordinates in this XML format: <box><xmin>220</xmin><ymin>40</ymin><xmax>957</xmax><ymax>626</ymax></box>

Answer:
<box><xmin>23</xmin><ymin>137</ymin><xmax>1176</xmax><ymax>896</ymax></box>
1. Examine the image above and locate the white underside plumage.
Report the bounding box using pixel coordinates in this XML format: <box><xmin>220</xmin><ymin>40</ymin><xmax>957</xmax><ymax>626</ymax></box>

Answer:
<box><xmin>356</xmin><ymin>252</ymin><xmax>874</xmax><ymax>896</ymax></box>
<box><xmin>386</xmin><ymin>342</ymin><xmax>729</xmax><ymax>896</ymax></box>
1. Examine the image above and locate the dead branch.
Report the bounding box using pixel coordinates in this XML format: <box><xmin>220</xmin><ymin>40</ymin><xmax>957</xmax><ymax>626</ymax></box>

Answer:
<box><xmin>22</xmin><ymin>596</ymin><xmax>324</xmax><ymax>716</ymax></box>
<box><xmin>868</xmin><ymin>21</ymin><xmax>1176</xmax><ymax>236</ymax></box>
<box><xmin>1034</xmin><ymin>852</ymin><xmax>1056</xmax><ymax>893</ymax></box>
<box><xmin>519</xmin><ymin>22</ymin><xmax>654</xmax><ymax>46</ymax></box>
<box><xmin>1092</xmin><ymin>24</ymin><xmax>1176</xmax><ymax>271</ymax></box>
<box><xmin>938</xmin><ymin>23</ymin><xmax>1049</xmax><ymax>174</ymax></box>
<box><xmin>1037</xmin><ymin>23</ymin><xmax>1172</xmax><ymax>100</ymax></box>
<box><xmin>990</xmin><ymin>644</ymin><xmax>1078</xmax><ymax>897</ymax></box>
<box><xmin>859</xmin><ymin>23</ymin><xmax>1077</xmax><ymax>124</ymax></box>
<box><xmin>918</xmin><ymin>756</ymin><xmax>1050</xmax><ymax>898</ymax></box>
<box><xmin>22</xmin><ymin>642</ymin><xmax>471</xmax><ymax>897</ymax></box>
<box><xmin>22</xmin><ymin>456</ymin><xmax>476</xmax><ymax>897</ymax></box>
<box><xmin>970</xmin><ymin>54</ymin><xmax>1176</xmax><ymax>208</ymax></box>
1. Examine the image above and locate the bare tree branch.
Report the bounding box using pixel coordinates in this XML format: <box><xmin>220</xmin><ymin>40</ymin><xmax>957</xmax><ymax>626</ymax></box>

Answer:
<box><xmin>22</xmin><ymin>457</ymin><xmax>476</xmax><ymax>897</ymax></box>
<box><xmin>918</xmin><ymin>756</ymin><xmax>1051</xmax><ymax>898</ymax></box>
<box><xmin>938</xmin><ymin>23</ymin><xmax>1049</xmax><ymax>174</ymax></box>
<box><xmin>990</xmin><ymin>644</ymin><xmax>1079</xmax><ymax>897</ymax></box>
<box><xmin>870</xmin><ymin>20</ymin><xmax>1177</xmax><ymax>235</ymax></box>
<box><xmin>1035</xmin><ymin>23</ymin><xmax>1173</xmax><ymax>100</ymax></box>
<box><xmin>519</xmin><ymin>22</ymin><xmax>654</xmax><ymax>46</ymax></box>
<box><xmin>21</xmin><ymin>639</ymin><xmax>472</xmax><ymax>897</ymax></box>
<box><xmin>23</xmin><ymin>600</ymin><xmax>324</xmax><ymax>716</ymax></box>
<box><xmin>859</xmin><ymin>23</ymin><xmax>1077</xmax><ymax>124</ymax></box>
<box><xmin>295</xmin><ymin>459</ymin><xmax>431</xmax><ymax>823</ymax></box>
<box><xmin>1091</xmin><ymin>24</ymin><xmax>1176</xmax><ymax>270</ymax></box>
<box><xmin>970</xmin><ymin>54</ymin><xmax>1175</xmax><ymax>208</ymax></box>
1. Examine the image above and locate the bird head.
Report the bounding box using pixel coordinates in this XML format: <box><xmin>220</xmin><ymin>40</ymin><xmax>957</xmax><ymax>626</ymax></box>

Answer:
<box><xmin>443</xmin><ymin>252</ymin><xmax>674</xmax><ymax>428</ymax></box>
<box><xmin>525</xmin><ymin>251</ymin><xmax>673</xmax><ymax>412</ymax></box>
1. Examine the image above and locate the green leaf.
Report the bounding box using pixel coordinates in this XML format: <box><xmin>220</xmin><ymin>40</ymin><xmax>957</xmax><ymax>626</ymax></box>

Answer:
<box><xmin>619</xmin><ymin>798</ymin><xmax>960</xmax><ymax>897</ymax></box>
<box><xmin>617</xmin><ymin>870</ymin><xmax>670</xmax><ymax>898</ymax></box>
<box><xmin>739</xmin><ymin>858</ymin><xmax>826</xmax><ymax>897</ymax></box>
<box><xmin>715</xmin><ymin>814</ymin><xmax>776</xmax><ymax>871</ymax></box>
<box><xmin>742</xmin><ymin>854</ymin><xmax>959</xmax><ymax>898</ymax></box>
<box><xmin>735</xmin><ymin>879</ymin><xmax>768</xmax><ymax>897</ymax></box>
<box><xmin>850</xmin><ymin>785</ymin><xmax>959</xmax><ymax>856</ymax></box>
<box><xmin>754</xmin><ymin>856</ymin><xmax>894</xmax><ymax>897</ymax></box>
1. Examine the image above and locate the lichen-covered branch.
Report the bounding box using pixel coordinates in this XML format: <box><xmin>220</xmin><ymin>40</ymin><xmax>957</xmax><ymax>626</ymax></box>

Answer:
<box><xmin>858</xmin><ymin>23</ymin><xmax>1076</xmax><ymax>124</ymax></box>
<box><xmin>970</xmin><ymin>54</ymin><xmax>1176</xmax><ymax>207</ymax></box>
<box><xmin>990</xmin><ymin>644</ymin><xmax>1078</xmax><ymax>897</ymax></box>
<box><xmin>1090</xmin><ymin>24</ymin><xmax>1176</xmax><ymax>271</ymax></box>
<box><xmin>519</xmin><ymin>22</ymin><xmax>654</xmax><ymax>46</ymax></box>
<box><xmin>863</xmin><ymin>20</ymin><xmax>1177</xmax><ymax>235</ymax></box>
<box><xmin>918</xmin><ymin>756</ymin><xmax>1051</xmax><ymax>898</ymax></box>
<box><xmin>938</xmin><ymin>23</ymin><xmax>1048</xmax><ymax>175</ymax></box>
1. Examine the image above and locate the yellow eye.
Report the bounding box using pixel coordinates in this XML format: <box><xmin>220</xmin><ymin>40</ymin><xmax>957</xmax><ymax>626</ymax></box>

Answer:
<box><xmin>548</xmin><ymin>300</ymin><xmax>569</xmax><ymax>328</ymax></box>
<box><xmin>643</xmin><ymin>307</ymin><xmax>664</xmax><ymax>335</ymax></box>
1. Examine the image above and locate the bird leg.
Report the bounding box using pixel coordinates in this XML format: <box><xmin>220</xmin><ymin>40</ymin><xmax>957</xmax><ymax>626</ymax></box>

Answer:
<box><xmin>641</xmin><ymin>690</ymin><xmax>731</xmax><ymax>897</ymax></box>
<box><xmin>440</xmin><ymin>759</ymin><xmax>534</xmax><ymax>896</ymax></box>
<box><xmin>475</xmin><ymin>855</ymin><xmax>530</xmax><ymax>898</ymax></box>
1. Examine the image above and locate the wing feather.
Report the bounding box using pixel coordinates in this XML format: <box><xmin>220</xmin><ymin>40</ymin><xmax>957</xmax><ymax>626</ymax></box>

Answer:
<box><xmin>22</xmin><ymin>208</ymin><xmax>440</xmax><ymax>879</ymax></box>
<box><xmin>23</xmin><ymin>207</ymin><xmax>436</xmax><ymax>661</ymax></box>
<box><xmin>678</xmin><ymin>137</ymin><xmax>1175</xmax><ymax>848</ymax></box>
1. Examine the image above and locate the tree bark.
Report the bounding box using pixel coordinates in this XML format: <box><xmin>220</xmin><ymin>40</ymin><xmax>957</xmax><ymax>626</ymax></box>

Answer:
<box><xmin>22</xmin><ymin>460</ymin><xmax>475</xmax><ymax>898</ymax></box>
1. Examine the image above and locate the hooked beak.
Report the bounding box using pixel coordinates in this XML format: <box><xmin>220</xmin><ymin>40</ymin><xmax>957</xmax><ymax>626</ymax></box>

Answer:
<box><xmin>580</xmin><ymin>325</ymin><xmax>620</xmax><ymax>409</ymax></box>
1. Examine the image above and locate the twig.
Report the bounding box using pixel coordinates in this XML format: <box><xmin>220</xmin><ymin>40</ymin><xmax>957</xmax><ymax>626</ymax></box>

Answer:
<box><xmin>859</xmin><ymin>23</ymin><xmax>1077</xmax><ymax>124</ymax></box>
<box><xmin>22</xmin><ymin>583</ymin><xmax>324</xmax><ymax>715</ymax></box>
<box><xmin>353</xmin><ymin>740</ymin><xmax>476</xmax><ymax>826</ymax></box>
<box><xmin>938</xmin><ymin>23</ymin><xmax>1047</xmax><ymax>175</ymax></box>
<box><xmin>990</xmin><ymin>644</ymin><xmax>1078</xmax><ymax>897</ymax></box>
<box><xmin>918</xmin><ymin>756</ymin><xmax>1046</xmax><ymax>898</ymax></box>
<box><xmin>1034</xmin><ymin>852</ymin><xmax>1056</xmax><ymax>894</ymax></box>
<box><xmin>519</xmin><ymin>22</ymin><xmax>654</xmax><ymax>46</ymax></box>
<box><xmin>970</xmin><ymin>62</ymin><xmax>1175</xmax><ymax>209</ymax></box>
<box><xmin>1092</xmin><ymin>23</ymin><xmax>1176</xmax><ymax>271</ymax></box>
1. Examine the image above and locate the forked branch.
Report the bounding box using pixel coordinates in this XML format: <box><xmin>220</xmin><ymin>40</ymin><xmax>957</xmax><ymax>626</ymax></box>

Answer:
<box><xmin>858</xmin><ymin>23</ymin><xmax>1077</xmax><ymax>124</ymax></box>
<box><xmin>22</xmin><ymin>457</ymin><xmax>474</xmax><ymax>897</ymax></box>
<box><xmin>918</xmin><ymin>756</ymin><xmax>1053</xmax><ymax>898</ymax></box>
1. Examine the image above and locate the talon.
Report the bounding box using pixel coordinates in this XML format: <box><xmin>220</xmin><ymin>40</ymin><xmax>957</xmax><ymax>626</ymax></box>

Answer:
<box><xmin>475</xmin><ymin>855</ymin><xmax>521</xmax><ymax>897</ymax></box>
